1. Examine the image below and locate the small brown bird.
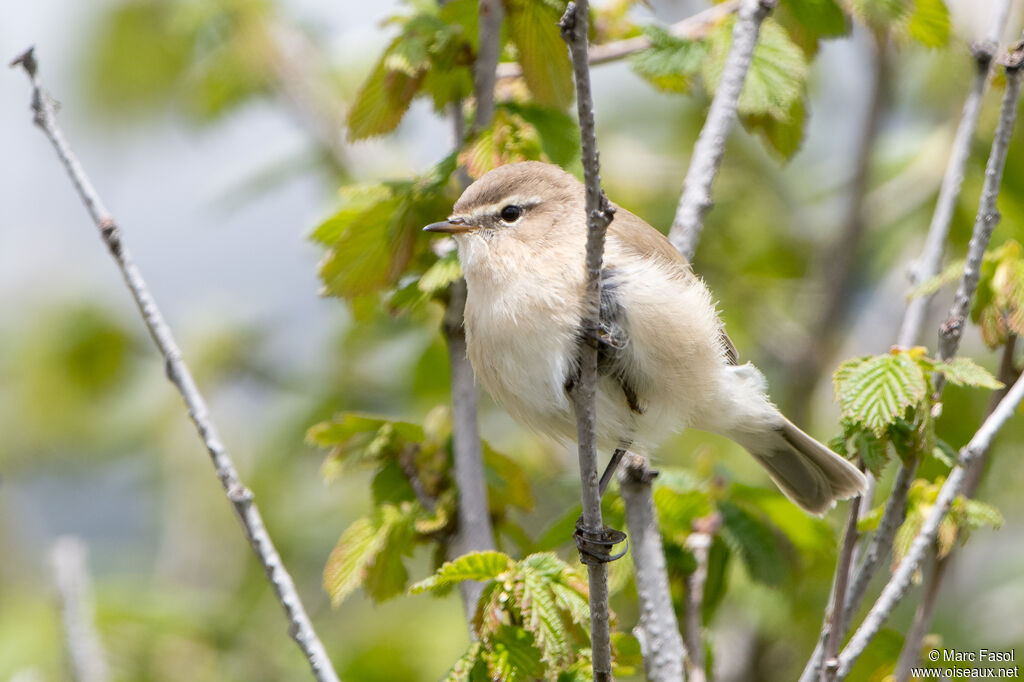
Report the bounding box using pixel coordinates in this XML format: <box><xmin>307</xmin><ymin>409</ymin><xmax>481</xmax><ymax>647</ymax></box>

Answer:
<box><xmin>426</xmin><ymin>161</ymin><xmax>866</xmax><ymax>515</ymax></box>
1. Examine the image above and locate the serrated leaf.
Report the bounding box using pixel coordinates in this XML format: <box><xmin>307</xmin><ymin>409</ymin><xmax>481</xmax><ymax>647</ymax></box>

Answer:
<box><xmin>518</xmin><ymin>566</ymin><xmax>572</xmax><ymax>667</ymax></box>
<box><xmin>855</xmin><ymin>429</ymin><xmax>891</xmax><ymax>477</ymax></box>
<box><xmin>459</xmin><ymin>108</ymin><xmax>546</xmax><ymax>179</ymax></box>
<box><xmin>717</xmin><ymin>500</ymin><xmax>789</xmax><ymax>586</ymax></box>
<box><xmin>346</xmin><ymin>43</ymin><xmax>424</xmax><ymax>140</ymax></box>
<box><xmin>313</xmin><ymin>185</ymin><xmax>394</xmax><ymax>245</ymax></box>
<box><xmin>631</xmin><ymin>25</ymin><xmax>708</xmax><ymax>93</ymax></box>
<box><xmin>848</xmin><ymin>0</ymin><xmax>911</xmax><ymax>28</ymax></box>
<box><xmin>506</xmin><ymin>0</ymin><xmax>574</xmax><ymax>108</ymax></box>
<box><xmin>411</xmin><ymin>550</ymin><xmax>514</xmax><ymax>593</ymax></box>
<box><xmin>741</xmin><ymin>95</ymin><xmax>807</xmax><ymax>160</ymax></box>
<box><xmin>443</xmin><ymin>641</ymin><xmax>487</xmax><ymax>682</ymax></box>
<box><xmin>833</xmin><ymin>352</ymin><xmax>928</xmax><ymax>437</ymax></box>
<box><xmin>703</xmin><ymin>18</ymin><xmax>808</xmax><ymax>120</ymax></box>
<box><xmin>780</xmin><ymin>0</ymin><xmax>848</xmax><ymax>39</ymax></box>
<box><xmin>935</xmin><ymin>357</ymin><xmax>1004</xmax><ymax>390</ymax></box>
<box><xmin>957</xmin><ymin>498</ymin><xmax>1004</xmax><ymax>530</ymax></box>
<box><xmin>504</xmin><ymin>101</ymin><xmax>581</xmax><ymax>167</ymax></box>
<box><xmin>324</xmin><ymin>504</ymin><xmax>413</xmax><ymax>605</ymax></box>
<box><xmin>417</xmin><ymin>253</ymin><xmax>463</xmax><ymax>295</ymax></box>
<box><xmin>486</xmin><ymin>626</ymin><xmax>545</xmax><ymax>681</ymax></box>
<box><xmin>908</xmin><ymin>0</ymin><xmax>950</xmax><ymax>47</ymax></box>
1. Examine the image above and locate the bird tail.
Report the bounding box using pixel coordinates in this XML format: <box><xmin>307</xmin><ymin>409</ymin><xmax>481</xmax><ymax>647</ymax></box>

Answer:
<box><xmin>731</xmin><ymin>416</ymin><xmax>867</xmax><ymax>515</ymax></box>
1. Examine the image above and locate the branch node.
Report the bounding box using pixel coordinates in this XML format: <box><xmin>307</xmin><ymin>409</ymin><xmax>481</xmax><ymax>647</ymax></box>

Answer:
<box><xmin>1001</xmin><ymin>39</ymin><xmax>1024</xmax><ymax>69</ymax></box>
<box><xmin>559</xmin><ymin>2</ymin><xmax>578</xmax><ymax>41</ymax></box>
<box><xmin>9</xmin><ymin>45</ymin><xmax>37</xmax><ymax>73</ymax></box>
<box><xmin>970</xmin><ymin>39</ymin><xmax>997</xmax><ymax>67</ymax></box>
<box><xmin>228</xmin><ymin>484</ymin><xmax>254</xmax><ymax>503</ymax></box>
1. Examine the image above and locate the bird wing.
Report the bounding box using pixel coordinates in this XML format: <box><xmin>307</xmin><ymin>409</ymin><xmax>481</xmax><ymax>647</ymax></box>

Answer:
<box><xmin>606</xmin><ymin>207</ymin><xmax>740</xmax><ymax>366</ymax></box>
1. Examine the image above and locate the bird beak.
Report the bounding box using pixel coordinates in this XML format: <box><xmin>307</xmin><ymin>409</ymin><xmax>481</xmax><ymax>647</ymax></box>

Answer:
<box><xmin>423</xmin><ymin>218</ymin><xmax>476</xmax><ymax>234</ymax></box>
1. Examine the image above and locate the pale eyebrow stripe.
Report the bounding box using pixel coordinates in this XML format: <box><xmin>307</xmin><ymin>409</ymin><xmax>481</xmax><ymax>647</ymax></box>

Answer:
<box><xmin>454</xmin><ymin>196</ymin><xmax>543</xmax><ymax>223</ymax></box>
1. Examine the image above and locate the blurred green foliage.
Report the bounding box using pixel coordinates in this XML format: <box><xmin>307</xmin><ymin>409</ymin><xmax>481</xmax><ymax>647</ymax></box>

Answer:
<box><xmin>7</xmin><ymin>0</ymin><xmax>1024</xmax><ymax>680</ymax></box>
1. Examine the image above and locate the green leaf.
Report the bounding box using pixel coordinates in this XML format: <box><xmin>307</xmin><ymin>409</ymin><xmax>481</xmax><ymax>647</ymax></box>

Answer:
<box><xmin>483</xmin><ymin>443</ymin><xmax>535</xmax><ymax>512</ymax></box>
<box><xmin>833</xmin><ymin>351</ymin><xmax>929</xmax><ymax>437</ymax></box>
<box><xmin>347</xmin><ymin>41</ymin><xmax>425</xmax><ymax>140</ymax></box>
<box><xmin>518</xmin><ymin>565</ymin><xmax>572</xmax><ymax>667</ymax></box>
<box><xmin>506</xmin><ymin>0</ymin><xmax>574</xmax><ymax>108</ymax></box>
<box><xmin>717</xmin><ymin>501</ymin><xmax>789</xmax><ymax>586</ymax></box>
<box><xmin>741</xmin><ymin>96</ymin><xmax>808</xmax><ymax>160</ymax></box>
<box><xmin>443</xmin><ymin>641</ymin><xmax>487</xmax><ymax>682</ymax></box>
<box><xmin>486</xmin><ymin>626</ymin><xmax>545</xmax><ymax>681</ymax></box>
<box><xmin>703</xmin><ymin>19</ymin><xmax>808</xmax><ymax>120</ymax></box>
<box><xmin>324</xmin><ymin>504</ymin><xmax>414</xmax><ymax>605</ymax></box>
<box><xmin>653</xmin><ymin>487</ymin><xmax>714</xmax><ymax>537</ymax></box>
<box><xmin>411</xmin><ymin>551</ymin><xmax>514</xmax><ymax>593</ymax></box>
<box><xmin>459</xmin><ymin>108</ymin><xmax>546</xmax><ymax>179</ymax></box>
<box><xmin>855</xmin><ymin>429</ymin><xmax>890</xmax><ymax>477</ymax></box>
<box><xmin>503</xmin><ymin>102</ymin><xmax>582</xmax><ymax>167</ymax></box>
<box><xmin>779</xmin><ymin>0</ymin><xmax>848</xmax><ymax>39</ymax></box>
<box><xmin>848</xmin><ymin>0</ymin><xmax>911</xmax><ymax>29</ymax></box>
<box><xmin>935</xmin><ymin>357</ymin><xmax>1004</xmax><ymax>390</ymax></box>
<box><xmin>417</xmin><ymin>253</ymin><xmax>463</xmax><ymax>296</ymax></box>
<box><xmin>957</xmin><ymin>498</ymin><xmax>1004</xmax><ymax>531</ymax></box>
<box><xmin>908</xmin><ymin>0</ymin><xmax>950</xmax><ymax>47</ymax></box>
<box><xmin>907</xmin><ymin>257</ymin><xmax>965</xmax><ymax>299</ymax></box>
<box><xmin>631</xmin><ymin>25</ymin><xmax>708</xmax><ymax>93</ymax></box>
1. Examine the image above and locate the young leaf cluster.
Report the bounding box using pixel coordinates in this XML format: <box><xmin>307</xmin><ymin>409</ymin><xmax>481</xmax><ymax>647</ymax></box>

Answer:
<box><xmin>628</xmin><ymin>0</ymin><xmax>951</xmax><ymax>158</ymax></box>
<box><xmin>412</xmin><ymin>551</ymin><xmax>595</xmax><ymax>680</ymax></box>
<box><xmin>913</xmin><ymin>240</ymin><xmax>1024</xmax><ymax>349</ymax></box>
<box><xmin>346</xmin><ymin>0</ymin><xmax>574</xmax><ymax>140</ymax></box>
<box><xmin>307</xmin><ymin>408</ymin><xmax>534</xmax><ymax>606</ymax></box>
<box><xmin>832</xmin><ymin>348</ymin><xmax>1002</xmax><ymax>476</ymax></box>
<box><xmin>884</xmin><ymin>478</ymin><xmax>1003</xmax><ymax>567</ymax></box>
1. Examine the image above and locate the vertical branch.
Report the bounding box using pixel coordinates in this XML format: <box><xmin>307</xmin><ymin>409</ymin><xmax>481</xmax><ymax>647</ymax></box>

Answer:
<box><xmin>616</xmin><ymin>0</ymin><xmax>777</xmax><ymax>676</ymax></box>
<box><xmin>683</xmin><ymin>513</ymin><xmax>721</xmax><ymax>682</ymax></box>
<box><xmin>474</xmin><ymin>0</ymin><xmax>504</xmax><ymax>128</ymax></box>
<box><xmin>896</xmin><ymin>0</ymin><xmax>1009</xmax><ymax>348</ymax></box>
<box><xmin>559</xmin><ymin>2</ymin><xmax>618</xmax><ymax>679</ymax></box>
<box><xmin>821</xmin><ymin>489</ymin><xmax>863</xmax><ymax>682</ymax></box>
<box><xmin>826</xmin><ymin>47</ymin><xmax>1024</xmax><ymax>680</ymax></box>
<box><xmin>938</xmin><ymin>47</ymin><xmax>1024</xmax><ymax>367</ymax></box>
<box><xmin>444</xmin><ymin>278</ymin><xmax>496</xmax><ymax>619</ymax></box>
<box><xmin>50</xmin><ymin>537</ymin><xmax>110</xmax><ymax>682</ymax></box>
<box><xmin>441</xmin><ymin>0</ymin><xmax>505</xmax><ymax>621</ymax></box>
<box><xmin>619</xmin><ymin>455</ymin><xmax>688</xmax><ymax>682</ymax></box>
<box><xmin>11</xmin><ymin>49</ymin><xmax>340</xmax><ymax>682</ymax></box>
<box><xmin>668</xmin><ymin>0</ymin><xmax>777</xmax><ymax>260</ymax></box>
<box><xmin>800</xmin><ymin>24</ymin><xmax>1019</xmax><ymax>682</ymax></box>
<box><xmin>835</xmin><ymin>371</ymin><xmax>1024</xmax><ymax>678</ymax></box>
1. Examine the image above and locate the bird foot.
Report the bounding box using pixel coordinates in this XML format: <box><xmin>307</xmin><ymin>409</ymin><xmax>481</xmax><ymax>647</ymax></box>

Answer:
<box><xmin>573</xmin><ymin>516</ymin><xmax>627</xmax><ymax>564</ymax></box>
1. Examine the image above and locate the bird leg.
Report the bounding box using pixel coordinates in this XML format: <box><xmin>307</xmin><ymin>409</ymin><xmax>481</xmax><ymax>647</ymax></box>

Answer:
<box><xmin>574</xmin><ymin>446</ymin><xmax>630</xmax><ymax>564</ymax></box>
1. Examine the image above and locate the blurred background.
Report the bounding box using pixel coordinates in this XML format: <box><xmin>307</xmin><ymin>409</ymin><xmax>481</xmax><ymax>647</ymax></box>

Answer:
<box><xmin>2</xmin><ymin>0</ymin><xmax>1024</xmax><ymax>680</ymax></box>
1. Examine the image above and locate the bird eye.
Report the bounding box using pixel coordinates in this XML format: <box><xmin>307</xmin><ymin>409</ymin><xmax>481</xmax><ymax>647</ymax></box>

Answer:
<box><xmin>499</xmin><ymin>205</ymin><xmax>523</xmax><ymax>223</ymax></box>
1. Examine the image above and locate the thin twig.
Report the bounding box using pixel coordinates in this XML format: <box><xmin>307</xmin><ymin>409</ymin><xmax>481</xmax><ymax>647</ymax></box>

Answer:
<box><xmin>495</xmin><ymin>0</ymin><xmax>739</xmax><ymax>81</ymax></box>
<box><xmin>11</xmin><ymin>48</ymin><xmax>340</xmax><ymax>682</ymax></box>
<box><xmin>668</xmin><ymin>0</ymin><xmax>777</xmax><ymax>260</ymax></box>
<box><xmin>683</xmin><ymin>513</ymin><xmax>721</xmax><ymax>682</ymax></box>
<box><xmin>835</xmin><ymin>370</ymin><xmax>1024</xmax><ymax>678</ymax></box>
<box><xmin>560</xmin><ymin>2</ymin><xmax>618</xmax><ymax>679</ymax></box>
<box><xmin>895</xmin><ymin>0</ymin><xmax>1009</xmax><ymax>348</ymax></box>
<box><xmin>50</xmin><ymin>537</ymin><xmax>110</xmax><ymax>682</ymax></box>
<box><xmin>892</xmin><ymin>335</ymin><xmax>1019</xmax><ymax>681</ymax></box>
<box><xmin>821</xmin><ymin>490</ymin><xmax>863</xmax><ymax>682</ymax></box>
<box><xmin>800</xmin><ymin>27</ymin><xmax>1020</xmax><ymax>682</ymax></box>
<box><xmin>619</xmin><ymin>455</ymin><xmax>688</xmax><ymax>682</ymax></box>
<box><xmin>443</xmin><ymin>278</ymin><xmax>496</xmax><ymax>621</ymax></box>
<box><xmin>474</xmin><ymin>0</ymin><xmax>504</xmax><ymax>128</ymax></box>
<box><xmin>938</xmin><ymin>46</ymin><xmax>1024</xmax><ymax>368</ymax></box>
<box><xmin>439</xmin><ymin>0</ymin><xmax>504</xmax><ymax>624</ymax></box>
